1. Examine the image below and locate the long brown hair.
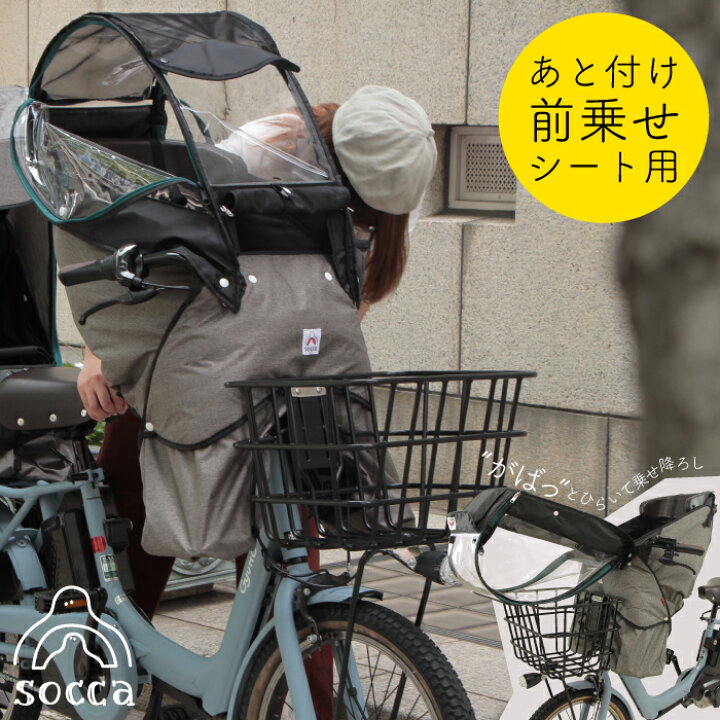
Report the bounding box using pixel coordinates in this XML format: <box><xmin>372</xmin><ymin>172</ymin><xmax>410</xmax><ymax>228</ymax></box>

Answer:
<box><xmin>313</xmin><ymin>103</ymin><xmax>409</xmax><ymax>304</ymax></box>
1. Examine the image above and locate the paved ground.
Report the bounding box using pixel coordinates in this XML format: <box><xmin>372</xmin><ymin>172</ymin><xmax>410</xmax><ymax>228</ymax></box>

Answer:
<box><xmin>150</xmin><ymin>551</ymin><xmax>512</xmax><ymax>719</ymax></box>
<box><xmin>347</xmin><ymin>553</ymin><xmax>502</xmax><ymax>647</ymax></box>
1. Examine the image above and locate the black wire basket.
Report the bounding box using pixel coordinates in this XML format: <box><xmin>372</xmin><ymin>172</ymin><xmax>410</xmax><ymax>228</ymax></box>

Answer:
<box><xmin>229</xmin><ymin>370</ymin><xmax>534</xmax><ymax>550</ymax></box>
<box><xmin>503</xmin><ymin>593</ymin><xmax>621</xmax><ymax>679</ymax></box>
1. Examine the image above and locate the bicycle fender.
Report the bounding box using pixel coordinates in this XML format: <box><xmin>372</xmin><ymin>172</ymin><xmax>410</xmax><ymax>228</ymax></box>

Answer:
<box><xmin>0</xmin><ymin>506</ymin><xmax>46</xmax><ymax>593</ymax></box>
<box><xmin>564</xmin><ymin>679</ymin><xmax>595</xmax><ymax>692</ymax></box>
<box><xmin>224</xmin><ymin>588</ymin><xmax>382</xmax><ymax>720</ymax></box>
<box><xmin>563</xmin><ymin>680</ymin><xmax>635</xmax><ymax>720</ymax></box>
<box><xmin>4</xmin><ymin>537</ymin><xmax>45</xmax><ymax>593</ymax></box>
<box><xmin>307</xmin><ymin>586</ymin><xmax>383</xmax><ymax>605</ymax></box>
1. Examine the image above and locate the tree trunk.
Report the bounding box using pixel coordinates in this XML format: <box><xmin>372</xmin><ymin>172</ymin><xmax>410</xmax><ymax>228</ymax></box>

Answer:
<box><xmin>620</xmin><ymin>1</ymin><xmax>720</xmax><ymax>474</ymax></box>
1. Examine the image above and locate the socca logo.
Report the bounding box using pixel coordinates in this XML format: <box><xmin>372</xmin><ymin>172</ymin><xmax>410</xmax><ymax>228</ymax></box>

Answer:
<box><xmin>12</xmin><ymin>586</ymin><xmax>134</xmax><ymax>708</ymax></box>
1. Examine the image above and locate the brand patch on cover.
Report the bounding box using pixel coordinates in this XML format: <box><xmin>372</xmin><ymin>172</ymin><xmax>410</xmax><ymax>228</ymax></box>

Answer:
<box><xmin>302</xmin><ymin>328</ymin><xmax>321</xmax><ymax>356</ymax></box>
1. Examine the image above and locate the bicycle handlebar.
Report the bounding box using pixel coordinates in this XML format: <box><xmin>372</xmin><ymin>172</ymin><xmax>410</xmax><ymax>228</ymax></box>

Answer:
<box><xmin>58</xmin><ymin>245</ymin><xmax>189</xmax><ymax>288</ymax></box>
<box><xmin>673</xmin><ymin>543</ymin><xmax>706</xmax><ymax>556</ymax></box>
<box><xmin>59</xmin><ymin>253</ymin><xmax>120</xmax><ymax>287</ymax></box>
<box><xmin>650</xmin><ymin>535</ymin><xmax>706</xmax><ymax>562</ymax></box>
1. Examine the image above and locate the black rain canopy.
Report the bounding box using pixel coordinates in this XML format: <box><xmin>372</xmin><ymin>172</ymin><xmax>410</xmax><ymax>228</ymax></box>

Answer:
<box><xmin>11</xmin><ymin>11</ymin><xmax>359</xmax><ymax>311</ymax></box>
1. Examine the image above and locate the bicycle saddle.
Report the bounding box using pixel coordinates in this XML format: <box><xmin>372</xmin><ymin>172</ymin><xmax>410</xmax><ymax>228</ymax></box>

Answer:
<box><xmin>698</xmin><ymin>578</ymin><xmax>720</xmax><ymax>605</ymax></box>
<box><xmin>0</xmin><ymin>366</ymin><xmax>88</xmax><ymax>431</ymax></box>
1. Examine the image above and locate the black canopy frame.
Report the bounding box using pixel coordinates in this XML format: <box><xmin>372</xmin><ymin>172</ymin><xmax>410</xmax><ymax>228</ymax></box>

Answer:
<box><xmin>16</xmin><ymin>11</ymin><xmax>359</xmax><ymax>312</ymax></box>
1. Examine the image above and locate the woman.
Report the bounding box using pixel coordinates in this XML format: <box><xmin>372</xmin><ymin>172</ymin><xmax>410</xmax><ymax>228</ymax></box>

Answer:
<box><xmin>77</xmin><ymin>85</ymin><xmax>437</xmax><ymax>619</ymax></box>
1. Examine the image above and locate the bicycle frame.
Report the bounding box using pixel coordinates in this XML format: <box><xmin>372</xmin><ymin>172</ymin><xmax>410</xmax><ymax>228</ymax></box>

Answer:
<box><xmin>0</xmin><ymin>453</ymin><xmax>370</xmax><ymax>720</ymax></box>
<box><xmin>566</xmin><ymin>610</ymin><xmax>720</xmax><ymax>719</ymax></box>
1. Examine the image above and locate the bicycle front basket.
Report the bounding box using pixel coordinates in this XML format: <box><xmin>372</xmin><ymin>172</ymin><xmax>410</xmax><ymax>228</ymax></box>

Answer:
<box><xmin>230</xmin><ymin>370</ymin><xmax>534</xmax><ymax>550</ymax></box>
<box><xmin>503</xmin><ymin>592</ymin><xmax>621</xmax><ymax>679</ymax></box>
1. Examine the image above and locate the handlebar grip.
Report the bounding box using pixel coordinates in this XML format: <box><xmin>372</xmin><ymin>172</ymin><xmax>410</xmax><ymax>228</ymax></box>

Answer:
<box><xmin>59</xmin><ymin>255</ymin><xmax>117</xmax><ymax>287</ymax></box>
<box><xmin>675</xmin><ymin>543</ymin><xmax>705</xmax><ymax>556</ymax></box>
<box><xmin>413</xmin><ymin>550</ymin><xmax>459</xmax><ymax>586</ymax></box>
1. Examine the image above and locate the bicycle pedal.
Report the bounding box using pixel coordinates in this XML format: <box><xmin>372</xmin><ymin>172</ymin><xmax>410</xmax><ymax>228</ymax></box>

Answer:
<box><xmin>34</xmin><ymin>587</ymin><xmax>106</xmax><ymax>614</ymax></box>
<box><xmin>35</xmin><ymin>590</ymin><xmax>104</xmax><ymax>614</ymax></box>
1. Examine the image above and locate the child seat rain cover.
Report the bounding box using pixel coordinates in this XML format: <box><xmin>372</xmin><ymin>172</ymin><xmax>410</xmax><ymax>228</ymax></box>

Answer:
<box><xmin>591</xmin><ymin>491</ymin><xmax>715</xmax><ymax>677</ymax></box>
<box><xmin>448</xmin><ymin>487</ymin><xmax>634</xmax><ymax>605</ymax></box>
<box><xmin>11</xmin><ymin>12</ymin><xmax>373</xmax><ymax>559</ymax></box>
<box><xmin>449</xmin><ymin>487</ymin><xmax>715</xmax><ymax>678</ymax></box>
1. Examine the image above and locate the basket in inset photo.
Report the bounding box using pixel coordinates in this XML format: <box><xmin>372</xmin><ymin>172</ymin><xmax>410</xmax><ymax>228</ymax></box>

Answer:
<box><xmin>503</xmin><ymin>592</ymin><xmax>622</xmax><ymax>680</ymax></box>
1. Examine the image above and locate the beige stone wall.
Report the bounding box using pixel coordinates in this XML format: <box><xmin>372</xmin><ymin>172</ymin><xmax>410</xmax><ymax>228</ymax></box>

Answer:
<box><xmin>229</xmin><ymin>0</ymin><xmax>470</xmax><ymax>123</ymax></box>
<box><xmin>0</xmin><ymin>1</ymin><xmax>28</xmax><ymax>87</ymax></box>
<box><xmin>9</xmin><ymin>0</ymin><xmax>644</xmax><ymax>499</ymax></box>
<box><xmin>467</xmin><ymin>0</ymin><xmax>625</xmax><ymax>125</ymax></box>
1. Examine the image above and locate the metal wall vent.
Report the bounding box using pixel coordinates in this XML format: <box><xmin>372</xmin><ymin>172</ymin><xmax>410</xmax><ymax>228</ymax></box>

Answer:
<box><xmin>448</xmin><ymin>126</ymin><xmax>516</xmax><ymax>212</ymax></box>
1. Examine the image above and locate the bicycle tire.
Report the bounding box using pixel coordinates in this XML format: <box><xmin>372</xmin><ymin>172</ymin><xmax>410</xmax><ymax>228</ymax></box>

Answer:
<box><xmin>0</xmin><ymin>633</ymin><xmax>41</xmax><ymax>720</ymax></box>
<box><xmin>237</xmin><ymin>601</ymin><xmax>475</xmax><ymax>720</ymax></box>
<box><xmin>530</xmin><ymin>687</ymin><xmax>632</xmax><ymax>720</ymax></box>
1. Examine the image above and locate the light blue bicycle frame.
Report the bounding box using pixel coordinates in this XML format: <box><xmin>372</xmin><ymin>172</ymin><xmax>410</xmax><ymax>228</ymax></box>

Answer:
<box><xmin>0</xmin><ymin>452</ymin><xmax>371</xmax><ymax>720</ymax></box>
<box><xmin>566</xmin><ymin>610</ymin><xmax>720</xmax><ymax>720</ymax></box>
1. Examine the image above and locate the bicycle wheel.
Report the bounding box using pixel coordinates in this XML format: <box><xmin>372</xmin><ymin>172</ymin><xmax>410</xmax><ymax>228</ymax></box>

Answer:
<box><xmin>530</xmin><ymin>688</ymin><xmax>632</xmax><ymax>720</ymax></box>
<box><xmin>238</xmin><ymin>601</ymin><xmax>475</xmax><ymax>720</ymax></box>
<box><xmin>0</xmin><ymin>634</ymin><xmax>40</xmax><ymax>720</ymax></box>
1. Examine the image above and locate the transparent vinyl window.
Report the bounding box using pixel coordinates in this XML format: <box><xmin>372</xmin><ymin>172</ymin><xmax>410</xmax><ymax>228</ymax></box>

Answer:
<box><xmin>166</xmin><ymin>67</ymin><xmax>330</xmax><ymax>185</ymax></box>
<box><xmin>37</xmin><ymin>24</ymin><xmax>153</xmax><ymax>102</ymax></box>
<box><xmin>448</xmin><ymin>527</ymin><xmax>612</xmax><ymax>603</ymax></box>
<box><xmin>12</xmin><ymin>101</ymin><xmax>195</xmax><ymax>222</ymax></box>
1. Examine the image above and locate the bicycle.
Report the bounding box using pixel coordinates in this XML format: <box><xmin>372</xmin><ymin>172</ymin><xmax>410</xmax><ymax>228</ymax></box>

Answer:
<box><xmin>4</xmin><ymin>9</ymin><xmax>535</xmax><ymax>719</ymax></box>
<box><xmin>0</xmin><ymin>270</ymin><xmax>535</xmax><ymax>720</ymax></box>
<box><xmin>503</xmin><ymin>579</ymin><xmax>720</xmax><ymax>720</ymax></box>
<box><xmin>442</xmin><ymin>485</ymin><xmax>719</xmax><ymax>720</ymax></box>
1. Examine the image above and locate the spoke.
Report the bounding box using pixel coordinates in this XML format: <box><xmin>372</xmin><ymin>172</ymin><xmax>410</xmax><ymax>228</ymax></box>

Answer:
<box><xmin>375</xmin><ymin>663</ymin><xmax>401</xmax><ymax>714</ymax></box>
<box><xmin>348</xmin><ymin>691</ymin><xmax>370</xmax><ymax>719</ymax></box>
<box><xmin>366</xmin><ymin>645</ymin><xmax>381</xmax><ymax>716</ymax></box>
<box><xmin>334</xmin><ymin>641</ymin><xmax>370</xmax><ymax>720</ymax></box>
<box><xmin>264</xmin><ymin>628</ymin><xmax>438</xmax><ymax>720</ymax></box>
<box><xmin>405</xmin><ymin>690</ymin><xmax>429</xmax><ymax>719</ymax></box>
<box><xmin>555</xmin><ymin>700</ymin><xmax>597</xmax><ymax>720</ymax></box>
<box><xmin>280</xmin><ymin>688</ymin><xmax>293</xmax><ymax>718</ymax></box>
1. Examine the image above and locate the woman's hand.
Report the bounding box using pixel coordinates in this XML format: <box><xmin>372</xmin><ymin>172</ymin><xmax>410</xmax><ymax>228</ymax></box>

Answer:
<box><xmin>77</xmin><ymin>347</ymin><xmax>128</xmax><ymax>421</ymax></box>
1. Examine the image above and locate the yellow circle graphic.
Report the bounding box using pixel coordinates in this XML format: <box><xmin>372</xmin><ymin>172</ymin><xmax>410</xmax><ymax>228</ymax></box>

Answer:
<box><xmin>499</xmin><ymin>12</ymin><xmax>709</xmax><ymax>223</ymax></box>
